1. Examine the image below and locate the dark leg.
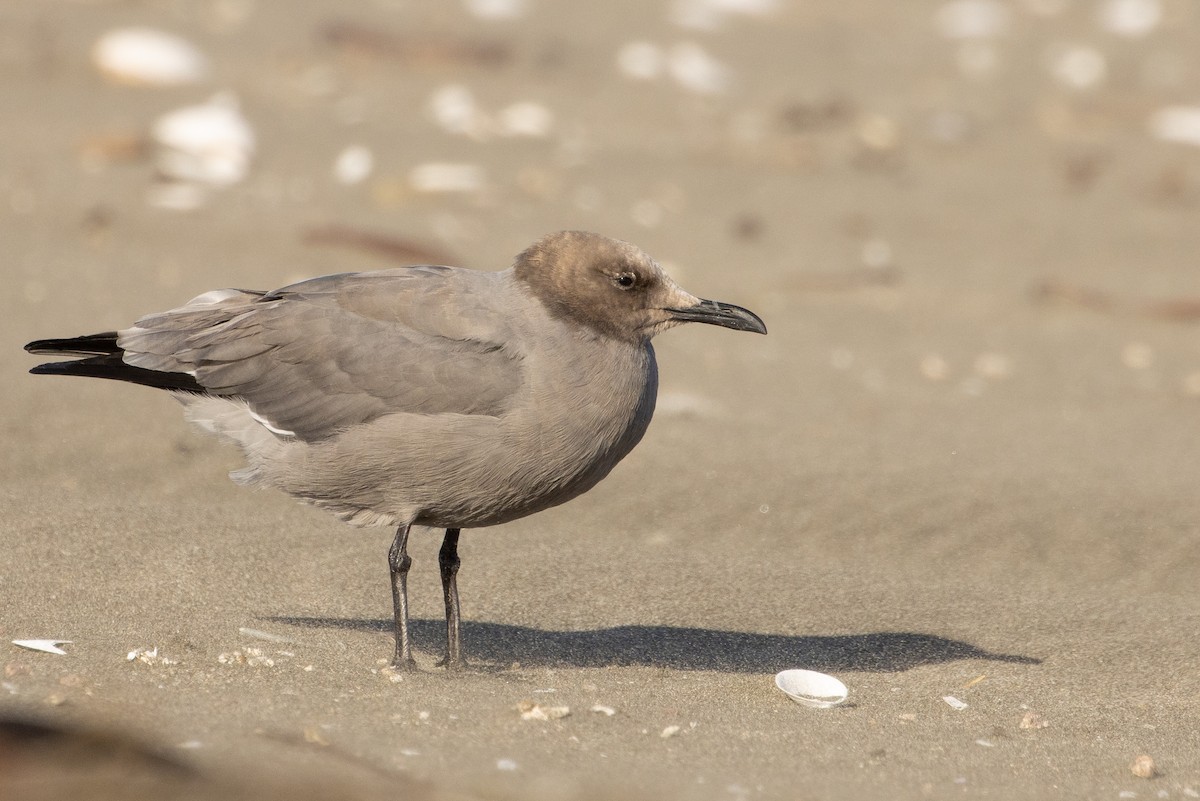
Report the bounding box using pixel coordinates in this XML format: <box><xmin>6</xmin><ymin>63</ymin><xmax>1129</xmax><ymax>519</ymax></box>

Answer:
<box><xmin>437</xmin><ymin>528</ymin><xmax>465</xmax><ymax>669</ymax></box>
<box><xmin>388</xmin><ymin>524</ymin><xmax>418</xmax><ymax>670</ymax></box>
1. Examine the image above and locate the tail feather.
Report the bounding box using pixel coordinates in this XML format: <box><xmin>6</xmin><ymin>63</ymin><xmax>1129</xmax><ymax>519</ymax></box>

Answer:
<box><xmin>26</xmin><ymin>334</ymin><xmax>206</xmax><ymax>394</ymax></box>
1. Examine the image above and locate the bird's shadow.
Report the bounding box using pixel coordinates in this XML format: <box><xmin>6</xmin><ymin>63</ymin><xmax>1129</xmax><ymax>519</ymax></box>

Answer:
<box><xmin>265</xmin><ymin>616</ymin><xmax>1040</xmax><ymax>673</ymax></box>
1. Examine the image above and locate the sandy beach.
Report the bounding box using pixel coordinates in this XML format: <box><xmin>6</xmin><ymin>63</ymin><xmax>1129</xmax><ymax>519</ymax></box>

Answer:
<box><xmin>3</xmin><ymin>1</ymin><xmax>1199</xmax><ymax>798</ymax></box>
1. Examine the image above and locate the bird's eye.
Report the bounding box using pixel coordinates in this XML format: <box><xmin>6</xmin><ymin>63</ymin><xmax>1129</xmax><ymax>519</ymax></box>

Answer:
<box><xmin>614</xmin><ymin>272</ymin><xmax>637</xmax><ymax>289</ymax></box>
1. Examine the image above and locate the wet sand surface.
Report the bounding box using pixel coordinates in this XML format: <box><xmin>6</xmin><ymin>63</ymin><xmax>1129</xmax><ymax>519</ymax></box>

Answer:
<box><xmin>2</xmin><ymin>1</ymin><xmax>1199</xmax><ymax>799</ymax></box>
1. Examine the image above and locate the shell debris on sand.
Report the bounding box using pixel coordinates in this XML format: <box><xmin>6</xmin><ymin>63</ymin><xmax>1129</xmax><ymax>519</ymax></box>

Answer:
<box><xmin>93</xmin><ymin>28</ymin><xmax>210</xmax><ymax>86</ymax></box>
<box><xmin>516</xmin><ymin>699</ymin><xmax>571</xmax><ymax>721</ymax></box>
<box><xmin>775</xmin><ymin>669</ymin><xmax>849</xmax><ymax>708</ymax></box>
<box><xmin>1019</xmin><ymin>710</ymin><xmax>1050</xmax><ymax>729</ymax></box>
<box><xmin>217</xmin><ymin>647</ymin><xmax>278</xmax><ymax>667</ymax></box>
<box><xmin>126</xmin><ymin>646</ymin><xmax>179</xmax><ymax>666</ymax></box>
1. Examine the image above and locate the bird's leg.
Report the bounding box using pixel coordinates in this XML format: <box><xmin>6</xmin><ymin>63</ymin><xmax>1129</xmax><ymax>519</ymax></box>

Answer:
<box><xmin>437</xmin><ymin>528</ymin><xmax>465</xmax><ymax>670</ymax></box>
<box><xmin>388</xmin><ymin>524</ymin><xmax>418</xmax><ymax>671</ymax></box>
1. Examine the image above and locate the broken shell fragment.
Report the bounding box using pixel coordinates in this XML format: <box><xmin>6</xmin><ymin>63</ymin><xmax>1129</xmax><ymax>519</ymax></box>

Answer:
<box><xmin>12</xmin><ymin>640</ymin><xmax>71</xmax><ymax>656</ymax></box>
<box><xmin>774</xmin><ymin>669</ymin><xmax>849</xmax><ymax>708</ymax></box>
<box><xmin>515</xmin><ymin>699</ymin><xmax>570</xmax><ymax>720</ymax></box>
<box><xmin>151</xmin><ymin>93</ymin><xmax>255</xmax><ymax>186</ymax></box>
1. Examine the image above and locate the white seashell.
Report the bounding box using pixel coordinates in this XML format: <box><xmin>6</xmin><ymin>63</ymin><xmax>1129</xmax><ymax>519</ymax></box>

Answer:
<box><xmin>670</xmin><ymin>0</ymin><xmax>779</xmax><ymax>30</ymax></box>
<box><xmin>93</xmin><ymin>27</ymin><xmax>210</xmax><ymax>86</ymax></box>
<box><xmin>12</xmin><ymin>639</ymin><xmax>71</xmax><ymax>655</ymax></box>
<box><xmin>152</xmin><ymin>93</ymin><xmax>255</xmax><ymax>186</ymax></box>
<box><xmin>497</xmin><ymin>102</ymin><xmax>553</xmax><ymax>138</ymax></box>
<box><xmin>428</xmin><ymin>84</ymin><xmax>486</xmax><ymax>137</ymax></box>
<box><xmin>775</xmin><ymin>669</ymin><xmax>849</xmax><ymax>708</ymax></box>
<box><xmin>1048</xmin><ymin>44</ymin><xmax>1106</xmax><ymax>90</ymax></box>
<box><xmin>667</xmin><ymin>42</ymin><xmax>732</xmax><ymax>95</ymax></box>
<box><xmin>617</xmin><ymin>41</ymin><xmax>664</xmax><ymax>81</ymax></box>
<box><xmin>333</xmin><ymin>145</ymin><xmax>374</xmax><ymax>185</ymax></box>
<box><xmin>1149</xmin><ymin>105</ymin><xmax>1200</xmax><ymax>148</ymax></box>
<box><xmin>409</xmin><ymin>162</ymin><xmax>486</xmax><ymax>193</ymax></box>
<box><xmin>934</xmin><ymin>0</ymin><xmax>1011</xmax><ymax>40</ymax></box>
<box><xmin>464</xmin><ymin>0</ymin><xmax>527</xmax><ymax>20</ymax></box>
<box><xmin>1099</xmin><ymin>0</ymin><xmax>1161</xmax><ymax>37</ymax></box>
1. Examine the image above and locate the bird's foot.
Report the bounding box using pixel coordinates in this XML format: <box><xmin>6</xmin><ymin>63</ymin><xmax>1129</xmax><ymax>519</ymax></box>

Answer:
<box><xmin>389</xmin><ymin>656</ymin><xmax>419</xmax><ymax>672</ymax></box>
<box><xmin>436</xmin><ymin>654</ymin><xmax>467</xmax><ymax>671</ymax></box>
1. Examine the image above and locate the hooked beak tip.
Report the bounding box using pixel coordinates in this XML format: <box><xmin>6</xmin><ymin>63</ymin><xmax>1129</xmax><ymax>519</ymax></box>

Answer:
<box><xmin>666</xmin><ymin>298</ymin><xmax>767</xmax><ymax>335</ymax></box>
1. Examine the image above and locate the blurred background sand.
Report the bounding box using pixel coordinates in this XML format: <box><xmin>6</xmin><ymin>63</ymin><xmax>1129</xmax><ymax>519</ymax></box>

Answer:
<box><xmin>2</xmin><ymin>0</ymin><xmax>1199</xmax><ymax>798</ymax></box>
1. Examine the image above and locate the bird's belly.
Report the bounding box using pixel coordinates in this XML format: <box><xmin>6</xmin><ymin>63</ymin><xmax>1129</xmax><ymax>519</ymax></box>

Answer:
<box><xmin>413</xmin><ymin>395</ymin><xmax>655</xmax><ymax>528</ymax></box>
<box><xmin>264</xmin><ymin>343</ymin><xmax>658</xmax><ymax>529</ymax></box>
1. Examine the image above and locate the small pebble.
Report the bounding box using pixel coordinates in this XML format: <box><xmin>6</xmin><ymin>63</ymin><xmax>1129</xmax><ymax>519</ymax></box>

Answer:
<box><xmin>1131</xmin><ymin>754</ymin><xmax>1157</xmax><ymax>779</ymax></box>
<box><xmin>661</xmin><ymin>725</ymin><xmax>682</xmax><ymax>739</ymax></box>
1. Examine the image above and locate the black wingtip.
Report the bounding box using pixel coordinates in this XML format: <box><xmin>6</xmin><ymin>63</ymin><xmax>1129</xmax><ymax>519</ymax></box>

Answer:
<box><xmin>25</xmin><ymin>333</ymin><xmax>122</xmax><ymax>357</ymax></box>
<box><xmin>27</xmin><ymin>355</ymin><xmax>207</xmax><ymax>394</ymax></box>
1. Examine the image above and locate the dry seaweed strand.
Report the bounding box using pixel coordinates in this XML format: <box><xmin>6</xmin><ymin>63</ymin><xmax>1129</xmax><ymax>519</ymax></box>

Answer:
<box><xmin>1033</xmin><ymin>280</ymin><xmax>1200</xmax><ymax>322</ymax></box>
<box><xmin>301</xmin><ymin>225</ymin><xmax>459</xmax><ymax>267</ymax></box>
<box><xmin>320</xmin><ymin>21</ymin><xmax>511</xmax><ymax>68</ymax></box>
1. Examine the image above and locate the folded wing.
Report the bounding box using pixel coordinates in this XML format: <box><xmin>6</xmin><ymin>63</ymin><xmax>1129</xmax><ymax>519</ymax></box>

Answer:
<box><xmin>118</xmin><ymin>267</ymin><xmax>523</xmax><ymax>441</ymax></box>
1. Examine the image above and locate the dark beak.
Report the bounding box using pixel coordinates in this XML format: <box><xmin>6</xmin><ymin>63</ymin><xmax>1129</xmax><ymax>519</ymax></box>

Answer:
<box><xmin>666</xmin><ymin>298</ymin><xmax>767</xmax><ymax>334</ymax></box>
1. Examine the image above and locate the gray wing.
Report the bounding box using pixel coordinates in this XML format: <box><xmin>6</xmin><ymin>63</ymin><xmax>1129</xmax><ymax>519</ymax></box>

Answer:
<box><xmin>118</xmin><ymin>267</ymin><xmax>523</xmax><ymax>441</ymax></box>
